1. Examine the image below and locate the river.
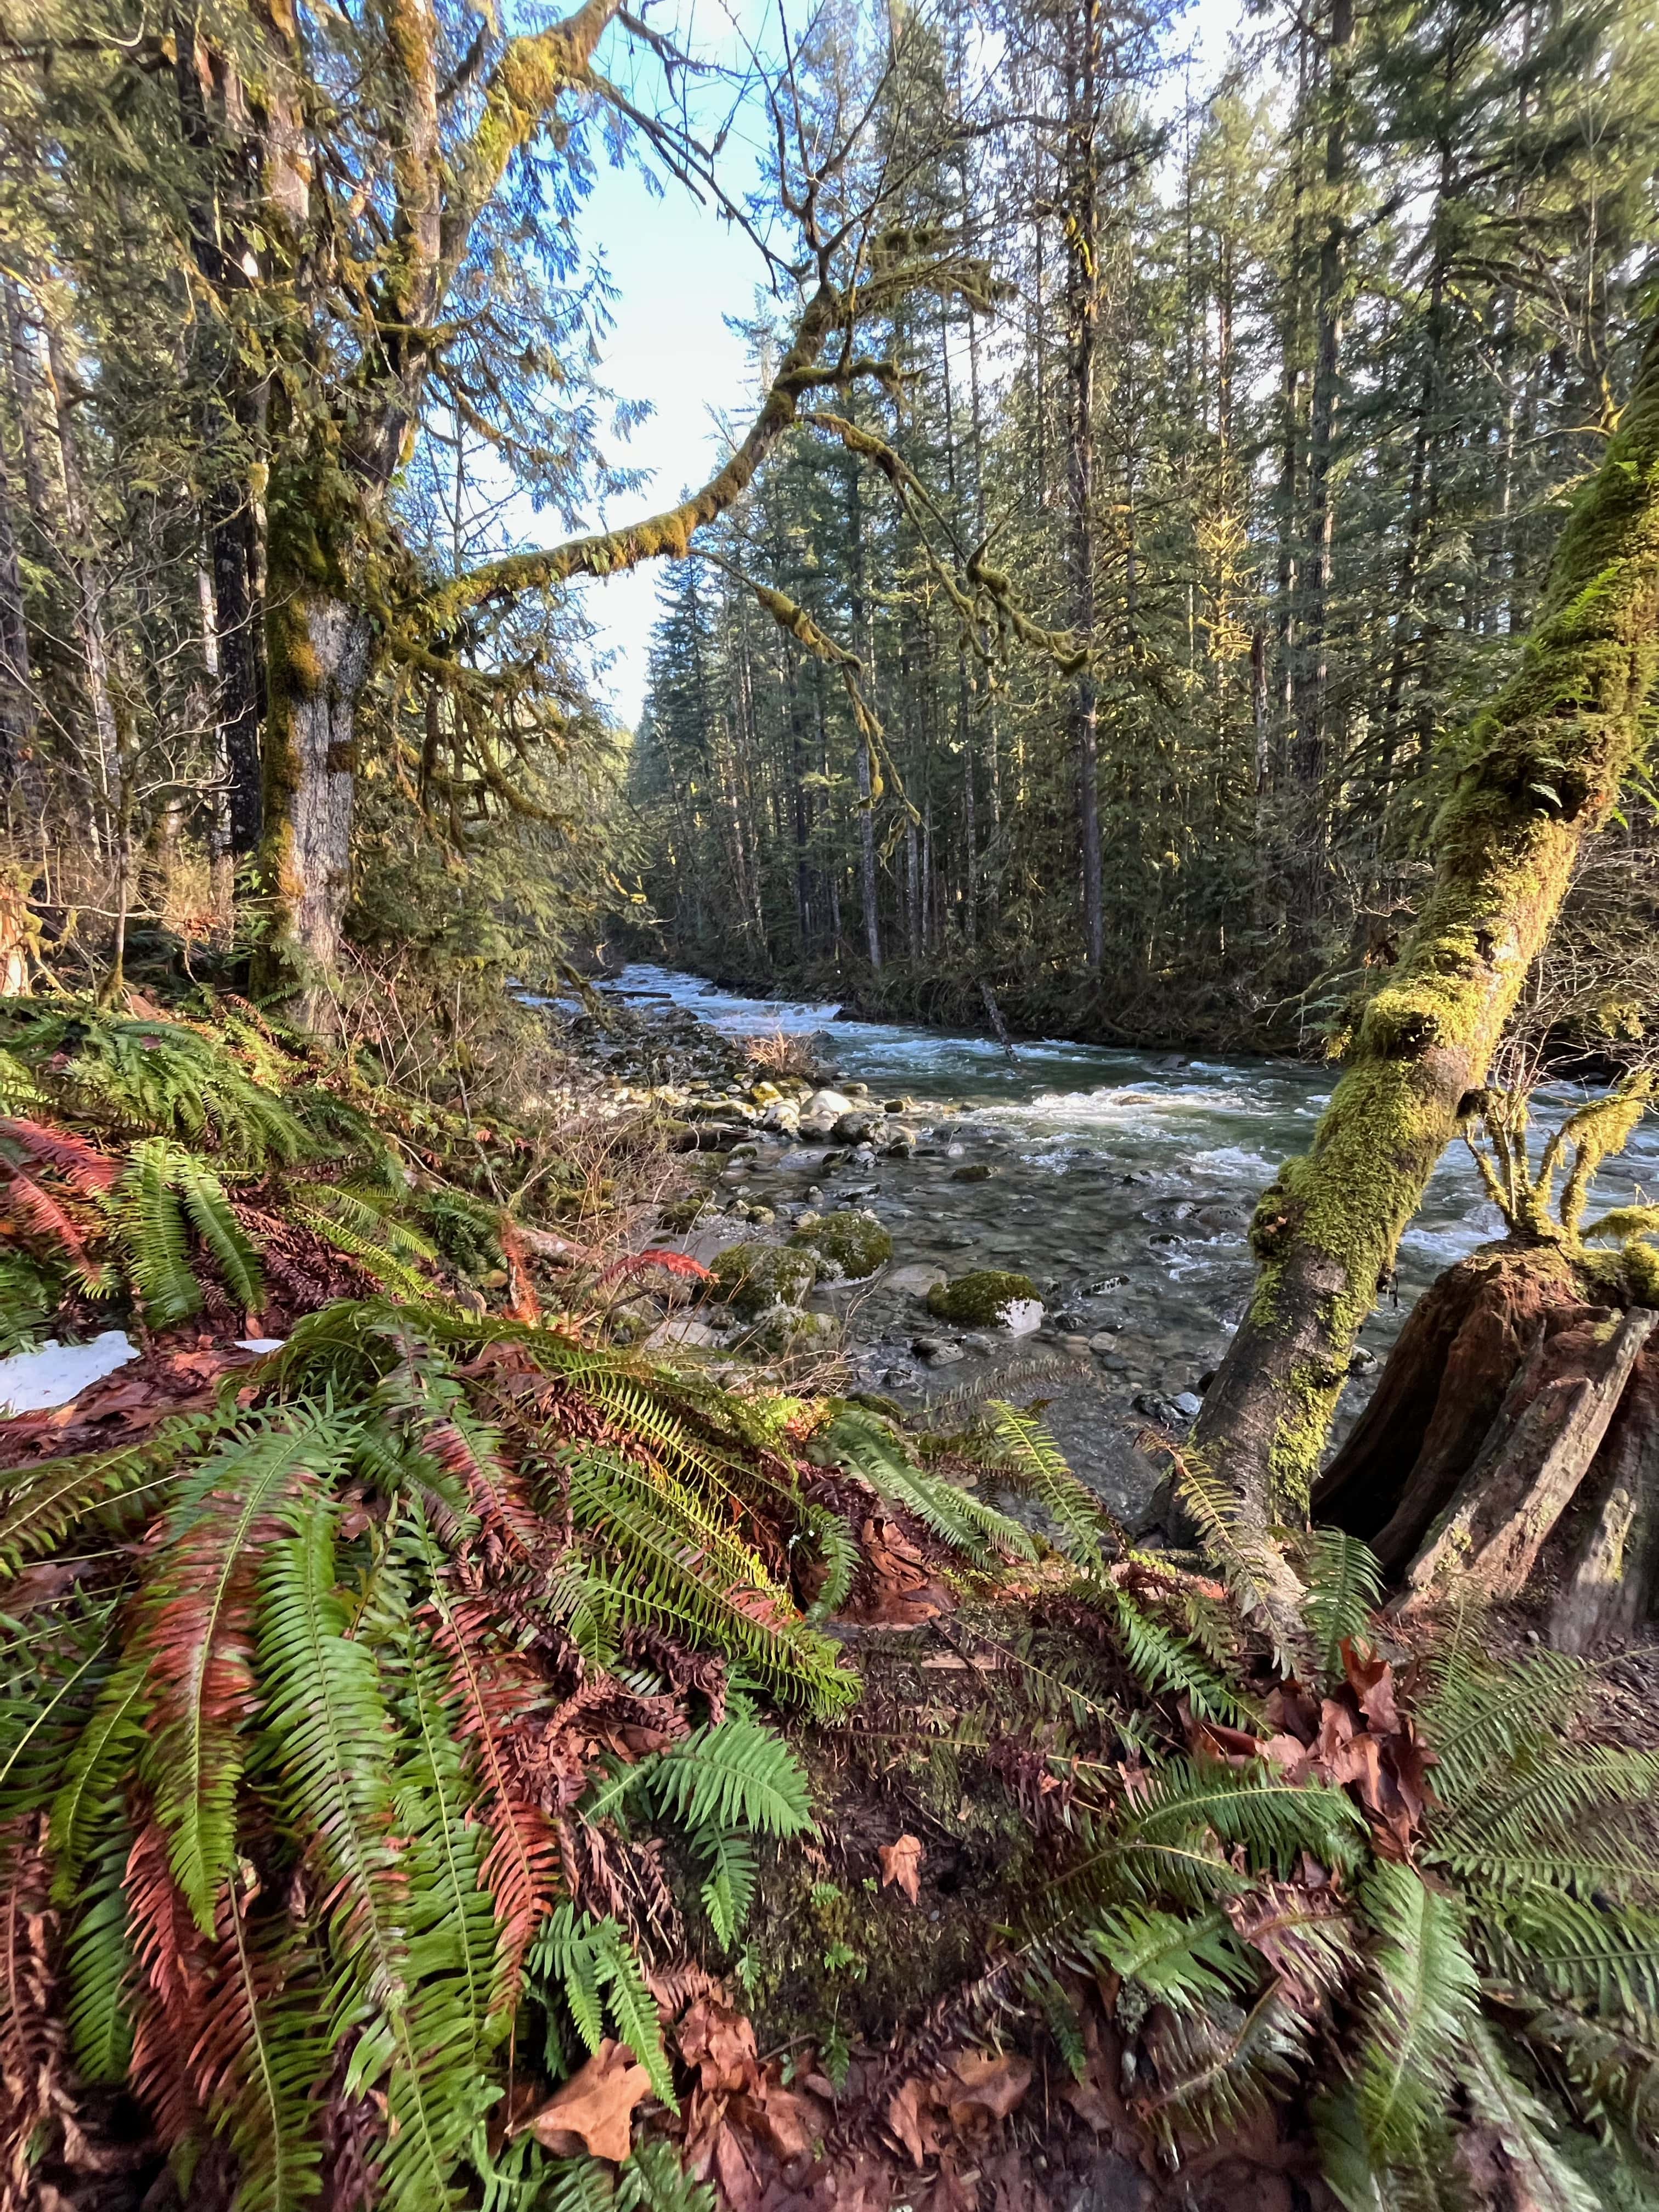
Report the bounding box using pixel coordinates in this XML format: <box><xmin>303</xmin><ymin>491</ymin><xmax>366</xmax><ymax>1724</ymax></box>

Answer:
<box><xmin>604</xmin><ymin>964</ymin><xmax>1659</xmax><ymax>1513</ymax></box>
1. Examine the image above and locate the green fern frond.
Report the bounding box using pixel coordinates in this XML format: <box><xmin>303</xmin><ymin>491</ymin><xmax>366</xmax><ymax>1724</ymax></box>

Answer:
<box><xmin>697</xmin><ymin>1826</ymin><xmax>758</xmax><ymax>1948</ymax></box>
<box><xmin>1171</xmin><ymin>1455</ymin><xmax>1311</xmax><ymax>1677</ymax></box>
<box><xmin>287</xmin><ymin>1192</ymin><xmax>433</xmax><ymax>1299</ymax></box>
<box><xmin>110</xmin><ymin>1138</ymin><xmax>200</xmax><ymax>1324</ymax></box>
<box><xmin>985</xmin><ymin>1400</ymin><xmax>1112</xmax><ymax>1569</ymax></box>
<box><xmin>1108</xmin><ymin>1584</ymin><xmax>1254</xmax><ymax>1726</ymax></box>
<box><xmin>569</xmin><ymin>1448</ymin><xmax>855</xmax><ymax>1715</ymax></box>
<box><xmin>822</xmin><ymin>1407</ymin><xmax>1036</xmax><ymax>1566</ymax></box>
<box><xmin>1462</xmin><ymin>2016</ymin><xmax>1602</xmax><ymax>2212</ymax></box>
<box><xmin>618</xmin><ymin>2140</ymin><xmax>719</xmax><ymax>2212</ymax></box>
<box><xmin>1085</xmin><ymin>1904</ymin><xmax>1252</xmax><ymax>2009</ymax></box>
<box><xmin>144</xmin><ymin>1412</ymin><xmax>353</xmax><ymax>1930</ymax></box>
<box><xmin>795</xmin><ymin>1499</ymin><xmax>859</xmax><ymax>1622</ymax></box>
<box><xmin>174</xmin><ymin>1153</ymin><xmax>266</xmax><ymax>1314</ymax></box>
<box><xmin>528</xmin><ymin>1906</ymin><xmax>676</xmax><ymax>2108</ymax></box>
<box><xmin>50</xmin><ymin>1656</ymin><xmax>150</xmax><ymax>1899</ymax></box>
<box><xmin>258</xmin><ymin>1487</ymin><xmax>477</xmax><ymax>2207</ymax></box>
<box><xmin>1354</xmin><ymin>1861</ymin><xmax>1482</xmax><ymax>2163</ymax></box>
<box><xmin>1301</xmin><ymin>1527</ymin><xmax>1385</xmax><ymax>1686</ymax></box>
<box><xmin>64</xmin><ymin>1828</ymin><xmax>134</xmax><ymax>2084</ymax></box>
<box><xmin>650</xmin><ymin>1715</ymin><xmax>815</xmax><ymax>1839</ymax></box>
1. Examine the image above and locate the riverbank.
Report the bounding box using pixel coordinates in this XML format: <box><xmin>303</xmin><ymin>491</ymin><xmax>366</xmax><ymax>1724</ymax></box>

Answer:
<box><xmin>610</xmin><ymin>938</ymin><xmax>1328</xmax><ymax>1058</ymax></box>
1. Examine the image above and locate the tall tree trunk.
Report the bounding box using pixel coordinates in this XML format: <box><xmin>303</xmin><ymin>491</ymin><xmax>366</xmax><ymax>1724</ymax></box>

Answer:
<box><xmin>253</xmin><ymin>586</ymin><xmax>371</xmax><ymax>1022</ymax></box>
<box><xmin>845</xmin><ymin>451</ymin><xmax>882</xmax><ymax>971</ymax></box>
<box><xmin>0</xmin><ymin>436</ymin><xmax>38</xmax><ymax>824</ymax></box>
<box><xmin>1192</xmin><ymin>316</ymin><xmax>1659</xmax><ymax>1533</ymax></box>
<box><xmin>1066</xmin><ymin>0</ymin><xmax>1104</xmax><ymax>973</ymax></box>
<box><xmin>1289</xmin><ymin>0</ymin><xmax>1353</xmax><ymax>933</ymax></box>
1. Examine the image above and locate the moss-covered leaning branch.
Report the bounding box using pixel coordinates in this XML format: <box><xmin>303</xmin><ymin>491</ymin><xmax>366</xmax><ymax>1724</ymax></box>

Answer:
<box><xmin>1193</xmin><ymin>315</ymin><xmax>1659</xmax><ymax>1530</ymax></box>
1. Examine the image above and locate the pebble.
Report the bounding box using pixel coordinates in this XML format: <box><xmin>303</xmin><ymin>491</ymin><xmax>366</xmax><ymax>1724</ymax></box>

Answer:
<box><xmin>912</xmin><ymin>1334</ymin><xmax>965</xmax><ymax>1366</ymax></box>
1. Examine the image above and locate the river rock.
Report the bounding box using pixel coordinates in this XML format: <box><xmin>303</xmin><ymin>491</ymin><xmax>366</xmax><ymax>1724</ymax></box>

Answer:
<box><xmin>832</xmin><ymin>1111</ymin><xmax>876</xmax><ymax>1143</ymax></box>
<box><xmin>886</xmin><ymin>1263</ymin><xmax>947</xmax><ymax>1298</ymax></box>
<box><xmin>950</xmin><ymin>1162</ymin><xmax>993</xmax><ymax>1182</ymax></box>
<box><xmin>927</xmin><ymin>1270</ymin><xmax>1043</xmax><ymax>1334</ymax></box>
<box><xmin>645</xmin><ymin>1317</ymin><xmax>723</xmax><ymax>1352</ymax></box>
<box><xmin>912</xmin><ymin>1334</ymin><xmax>965</xmax><ymax>1367</ymax></box>
<box><xmin>803</xmin><ymin>1088</ymin><xmax>855</xmax><ymax>1120</ymax></box>
<box><xmin>789</xmin><ymin>1208</ymin><xmax>893</xmax><ymax>1281</ymax></box>
<box><xmin>710</xmin><ymin>1241</ymin><xmax>819</xmax><ymax>1317</ymax></box>
<box><xmin>1170</xmin><ymin>1390</ymin><xmax>1204</xmax><ymax>1419</ymax></box>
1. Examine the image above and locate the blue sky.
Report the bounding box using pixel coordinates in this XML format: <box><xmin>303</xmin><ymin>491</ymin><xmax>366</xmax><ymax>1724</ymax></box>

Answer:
<box><xmin>566</xmin><ymin>0</ymin><xmax>1251</xmax><ymax>728</ymax></box>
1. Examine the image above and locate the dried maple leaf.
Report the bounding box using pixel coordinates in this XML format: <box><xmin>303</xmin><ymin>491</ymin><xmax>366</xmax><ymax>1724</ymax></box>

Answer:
<box><xmin>945</xmin><ymin>2050</ymin><xmax>1032</xmax><ymax>2125</ymax></box>
<box><xmin>520</xmin><ymin>2039</ymin><xmax>652</xmax><ymax>2162</ymax></box>
<box><xmin>878</xmin><ymin>1833</ymin><xmax>924</xmax><ymax>1904</ymax></box>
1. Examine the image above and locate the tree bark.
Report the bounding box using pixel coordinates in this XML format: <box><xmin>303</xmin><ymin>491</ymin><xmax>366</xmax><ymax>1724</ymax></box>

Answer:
<box><xmin>1398</xmin><ymin>1307</ymin><xmax>1655</xmax><ymax>1607</ymax></box>
<box><xmin>1313</xmin><ymin>1242</ymin><xmax>1581</xmax><ymax>1565</ymax></box>
<box><xmin>1065</xmin><ymin>0</ymin><xmax>1103</xmax><ymax>974</ymax></box>
<box><xmin>1549</xmin><ymin>1347</ymin><xmax>1659</xmax><ymax>1652</ymax></box>
<box><xmin>1192</xmin><ymin>316</ymin><xmax>1659</xmax><ymax>1532</ymax></box>
<box><xmin>253</xmin><ymin>589</ymin><xmax>371</xmax><ymax>1023</ymax></box>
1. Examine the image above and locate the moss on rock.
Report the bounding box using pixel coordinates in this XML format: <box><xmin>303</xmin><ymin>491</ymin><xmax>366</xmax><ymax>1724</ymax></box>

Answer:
<box><xmin>927</xmin><ymin>1269</ymin><xmax>1041</xmax><ymax>1328</ymax></box>
<box><xmin>712</xmin><ymin>1240</ymin><xmax>819</xmax><ymax>1317</ymax></box>
<box><xmin>789</xmin><ymin>1209</ymin><xmax>894</xmax><ymax>1281</ymax></box>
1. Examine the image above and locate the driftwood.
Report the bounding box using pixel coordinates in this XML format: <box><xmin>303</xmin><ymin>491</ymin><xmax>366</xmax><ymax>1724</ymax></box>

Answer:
<box><xmin>1397</xmin><ymin>1306</ymin><xmax>1655</xmax><ymax>1607</ymax></box>
<box><xmin>1549</xmin><ymin>1346</ymin><xmax>1659</xmax><ymax>1653</ymax></box>
<box><xmin>978</xmin><ymin>982</ymin><xmax>1018</xmax><ymax>1065</ymax></box>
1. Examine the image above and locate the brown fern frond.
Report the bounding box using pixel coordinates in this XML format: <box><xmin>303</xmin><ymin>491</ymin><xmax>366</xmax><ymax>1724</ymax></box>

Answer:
<box><xmin>125</xmin><ymin>1819</ymin><xmax>215</xmax><ymax>2151</ymax></box>
<box><xmin>421</xmin><ymin>1418</ymin><xmax>544</xmax><ymax>1572</ymax></box>
<box><xmin>423</xmin><ymin>1588</ymin><xmax>561</xmax><ymax>2017</ymax></box>
<box><xmin>0</xmin><ymin>1118</ymin><xmax>121</xmax><ymax>1194</ymax></box>
<box><xmin>498</xmin><ymin>1216</ymin><xmax>541</xmax><ymax>1325</ymax></box>
<box><xmin>0</xmin><ymin>1816</ymin><xmax>67</xmax><ymax>2212</ymax></box>
<box><xmin>3</xmin><ymin>1167</ymin><xmax>92</xmax><ymax>1267</ymax></box>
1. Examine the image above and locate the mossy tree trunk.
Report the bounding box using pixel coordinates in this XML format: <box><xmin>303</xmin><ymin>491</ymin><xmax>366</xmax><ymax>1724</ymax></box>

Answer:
<box><xmin>1192</xmin><ymin>317</ymin><xmax>1659</xmax><ymax>1533</ymax></box>
<box><xmin>253</xmin><ymin>586</ymin><xmax>373</xmax><ymax>1026</ymax></box>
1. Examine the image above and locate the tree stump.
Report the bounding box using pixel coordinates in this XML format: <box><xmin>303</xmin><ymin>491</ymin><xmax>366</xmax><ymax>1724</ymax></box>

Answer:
<box><xmin>1312</xmin><ymin>1244</ymin><xmax>1580</xmax><ymax>1568</ymax></box>
<box><xmin>1548</xmin><ymin>1346</ymin><xmax>1659</xmax><ymax>1652</ymax></box>
<box><xmin>1314</xmin><ymin>1238</ymin><xmax>1659</xmax><ymax>1638</ymax></box>
<box><xmin>1397</xmin><ymin>1307</ymin><xmax>1655</xmax><ymax>1608</ymax></box>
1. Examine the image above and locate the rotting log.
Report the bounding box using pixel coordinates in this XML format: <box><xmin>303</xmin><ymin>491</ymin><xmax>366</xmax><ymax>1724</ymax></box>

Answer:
<box><xmin>1190</xmin><ymin>316</ymin><xmax>1659</xmax><ymax>1537</ymax></box>
<box><xmin>1398</xmin><ymin>1306</ymin><xmax>1655</xmax><ymax>1609</ymax></box>
<box><xmin>1549</xmin><ymin>1345</ymin><xmax>1659</xmax><ymax>1652</ymax></box>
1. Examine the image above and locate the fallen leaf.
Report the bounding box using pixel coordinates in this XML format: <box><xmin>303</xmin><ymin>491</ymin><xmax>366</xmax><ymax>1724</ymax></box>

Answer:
<box><xmin>678</xmin><ymin>1997</ymin><xmax>759</xmax><ymax>2095</ymax></box>
<box><xmin>878</xmin><ymin>1833</ymin><xmax>925</xmax><ymax>1904</ymax></box>
<box><xmin>520</xmin><ymin>2039</ymin><xmax>652</xmax><ymax>2162</ymax></box>
<box><xmin>886</xmin><ymin>2076</ymin><xmax>940</xmax><ymax>2167</ymax></box>
<box><xmin>946</xmin><ymin>2050</ymin><xmax>1032</xmax><ymax>2124</ymax></box>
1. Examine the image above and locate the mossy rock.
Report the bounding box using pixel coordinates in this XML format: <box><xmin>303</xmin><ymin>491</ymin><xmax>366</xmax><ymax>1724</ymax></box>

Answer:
<box><xmin>927</xmin><ymin>1269</ymin><xmax>1042</xmax><ymax>1328</ymax></box>
<box><xmin>710</xmin><ymin>1240</ymin><xmax>819</xmax><ymax>1317</ymax></box>
<box><xmin>789</xmin><ymin>1208</ymin><xmax>894</xmax><ymax>1282</ymax></box>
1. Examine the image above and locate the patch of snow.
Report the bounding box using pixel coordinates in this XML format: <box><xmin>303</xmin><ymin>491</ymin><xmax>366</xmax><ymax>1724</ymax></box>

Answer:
<box><xmin>0</xmin><ymin>1330</ymin><xmax>139</xmax><ymax>1415</ymax></box>
<box><xmin>999</xmin><ymin>1299</ymin><xmax>1045</xmax><ymax>1338</ymax></box>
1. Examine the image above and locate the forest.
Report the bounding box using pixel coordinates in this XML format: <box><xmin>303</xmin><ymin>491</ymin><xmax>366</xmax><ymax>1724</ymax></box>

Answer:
<box><xmin>0</xmin><ymin>0</ymin><xmax>1657</xmax><ymax>2203</ymax></box>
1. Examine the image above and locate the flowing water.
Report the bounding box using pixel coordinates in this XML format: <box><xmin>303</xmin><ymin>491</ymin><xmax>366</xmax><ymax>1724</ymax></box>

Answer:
<box><xmin>604</xmin><ymin>964</ymin><xmax>1659</xmax><ymax>1512</ymax></box>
